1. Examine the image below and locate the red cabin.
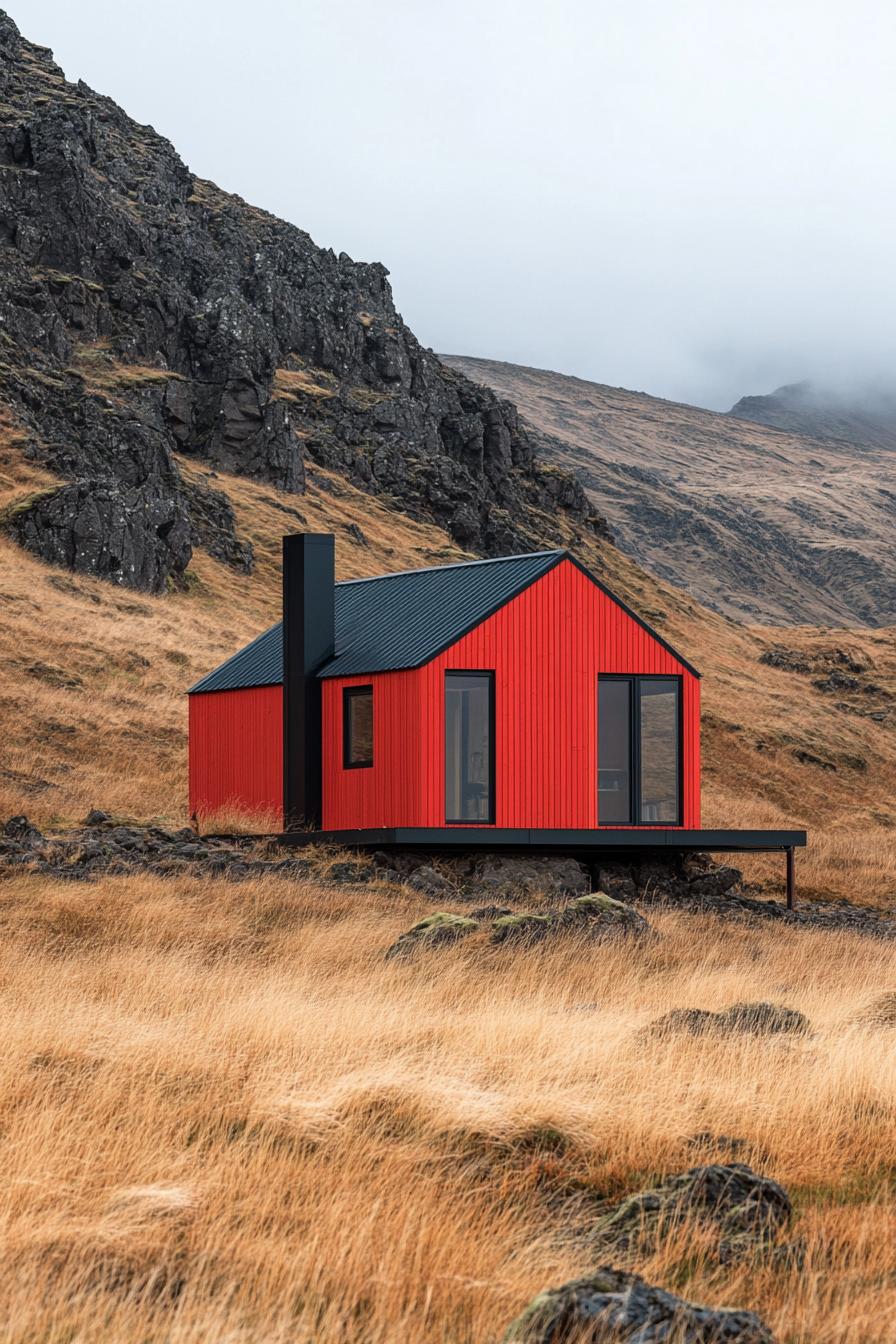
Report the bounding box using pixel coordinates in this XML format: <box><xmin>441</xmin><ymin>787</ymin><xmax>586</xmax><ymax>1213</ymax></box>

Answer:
<box><xmin>190</xmin><ymin>533</ymin><xmax>701</xmax><ymax>829</ymax></box>
<box><xmin>188</xmin><ymin>533</ymin><xmax>804</xmax><ymax>880</ymax></box>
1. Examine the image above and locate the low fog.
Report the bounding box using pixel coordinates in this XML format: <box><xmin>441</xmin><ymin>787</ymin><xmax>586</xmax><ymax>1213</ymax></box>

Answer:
<box><xmin>19</xmin><ymin>0</ymin><xmax>896</xmax><ymax>410</ymax></box>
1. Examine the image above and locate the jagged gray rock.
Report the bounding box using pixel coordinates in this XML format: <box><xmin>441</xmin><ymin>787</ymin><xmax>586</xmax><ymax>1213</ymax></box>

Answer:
<box><xmin>503</xmin><ymin>1265</ymin><xmax>775</xmax><ymax>1343</ymax></box>
<box><xmin>4</xmin><ymin>477</ymin><xmax>192</xmax><ymax>593</ymax></box>
<box><xmin>0</xmin><ymin>10</ymin><xmax>605</xmax><ymax>589</ymax></box>
<box><xmin>471</xmin><ymin>855</ymin><xmax>591</xmax><ymax>898</ymax></box>
<box><xmin>182</xmin><ymin>477</ymin><xmax>254</xmax><ymax>574</ymax></box>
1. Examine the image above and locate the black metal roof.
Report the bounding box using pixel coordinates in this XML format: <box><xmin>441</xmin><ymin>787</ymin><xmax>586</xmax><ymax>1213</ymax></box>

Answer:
<box><xmin>189</xmin><ymin>548</ymin><xmax>700</xmax><ymax>693</ymax></box>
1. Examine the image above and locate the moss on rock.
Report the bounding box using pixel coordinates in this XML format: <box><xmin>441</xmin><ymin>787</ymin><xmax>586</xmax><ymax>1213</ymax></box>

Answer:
<box><xmin>385</xmin><ymin>911</ymin><xmax>479</xmax><ymax>959</ymax></box>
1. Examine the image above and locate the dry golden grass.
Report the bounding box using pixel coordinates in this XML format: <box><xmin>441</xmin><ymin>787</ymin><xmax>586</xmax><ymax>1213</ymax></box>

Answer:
<box><xmin>273</xmin><ymin>365</ymin><xmax>339</xmax><ymax>400</ymax></box>
<box><xmin>0</xmin><ymin>403</ymin><xmax>59</xmax><ymax>509</ymax></box>
<box><xmin>1</xmin><ymin>432</ymin><xmax>895</xmax><ymax>1340</ymax></box>
<box><xmin>0</xmin><ymin>867</ymin><xmax>893</xmax><ymax>1342</ymax></box>
<box><xmin>67</xmin><ymin>338</ymin><xmax>185</xmax><ymax>398</ymax></box>
<box><xmin>0</xmin><ymin>428</ymin><xmax>894</xmax><ymax>902</ymax></box>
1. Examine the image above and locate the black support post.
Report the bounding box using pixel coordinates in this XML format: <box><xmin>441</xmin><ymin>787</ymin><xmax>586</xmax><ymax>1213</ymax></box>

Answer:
<box><xmin>283</xmin><ymin>534</ymin><xmax>335</xmax><ymax>832</ymax></box>
<box><xmin>785</xmin><ymin>846</ymin><xmax>795</xmax><ymax>910</ymax></box>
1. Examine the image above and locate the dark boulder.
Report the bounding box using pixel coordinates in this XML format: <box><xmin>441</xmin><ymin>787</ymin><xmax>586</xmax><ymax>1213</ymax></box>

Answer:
<box><xmin>3</xmin><ymin>814</ymin><xmax>44</xmax><ymax>846</ymax></box>
<box><xmin>491</xmin><ymin>893</ymin><xmax>653</xmax><ymax>946</ymax></box>
<box><xmin>406</xmin><ymin>864</ymin><xmax>457</xmax><ymax>898</ymax></box>
<box><xmin>4</xmin><ymin>478</ymin><xmax>192</xmax><ymax>593</ymax></box>
<box><xmin>503</xmin><ymin>1265</ymin><xmax>775</xmax><ymax>1343</ymax></box>
<box><xmin>385</xmin><ymin>912</ymin><xmax>479</xmax><ymax>959</ymax></box>
<box><xmin>589</xmin><ymin>1163</ymin><xmax>792</xmax><ymax>1262</ymax></box>
<box><xmin>686</xmin><ymin>865</ymin><xmax>743</xmax><ymax>899</ymax></box>
<box><xmin>649</xmin><ymin>1002</ymin><xmax>810</xmax><ymax>1040</ymax></box>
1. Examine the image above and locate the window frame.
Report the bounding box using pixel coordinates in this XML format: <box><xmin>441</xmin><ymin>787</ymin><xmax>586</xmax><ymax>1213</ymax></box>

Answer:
<box><xmin>342</xmin><ymin>684</ymin><xmax>374</xmax><ymax>770</ymax></box>
<box><xmin>598</xmin><ymin>673</ymin><xmax>683</xmax><ymax>826</ymax></box>
<box><xmin>444</xmin><ymin>670</ymin><xmax>496</xmax><ymax>825</ymax></box>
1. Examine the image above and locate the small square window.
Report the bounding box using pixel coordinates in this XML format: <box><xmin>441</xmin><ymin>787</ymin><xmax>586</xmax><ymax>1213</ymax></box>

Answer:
<box><xmin>343</xmin><ymin>686</ymin><xmax>373</xmax><ymax>768</ymax></box>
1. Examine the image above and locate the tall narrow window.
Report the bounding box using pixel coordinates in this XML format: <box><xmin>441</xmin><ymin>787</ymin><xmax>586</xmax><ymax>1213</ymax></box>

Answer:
<box><xmin>598</xmin><ymin>676</ymin><xmax>681</xmax><ymax>825</ymax></box>
<box><xmin>343</xmin><ymin>686</ymin><xmax>373</xmax><ymax>768</ymax></box>
<box><xmin>638</xmin><ymin>679</ymin><xmax>680</xmax><ymax>823</ymax></box>
<box><xmin>598</xmin><ymin>678</ymin><xmax>632</xmax><ymax>824</ymax></box>
<box><xmin>445</xmin><ymin>673</ymin><xmax>493</xmax><ymax>823</ymax></box>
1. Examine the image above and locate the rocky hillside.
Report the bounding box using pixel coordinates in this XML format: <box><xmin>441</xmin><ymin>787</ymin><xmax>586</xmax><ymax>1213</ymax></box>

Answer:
<box><xmin>729</xmin><ymin>380</ymin><xmax>896</xmax><ymax>454</ymax></box>
<box><xmin>0</xmin><ymin>10</ymin><xmax>601</xmax><ymax>593</ymax></box>
<box><xmin>443</xmin><ymin>357</ymin><xmax>896</xmax><ymax>628</ymax></box>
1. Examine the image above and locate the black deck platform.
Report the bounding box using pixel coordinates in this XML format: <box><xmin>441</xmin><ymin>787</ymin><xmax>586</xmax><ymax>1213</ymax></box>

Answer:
<box><xmin>281</xmin><ymin>827</ymin><xmax>806</xmax><ymax>854</ymax></box>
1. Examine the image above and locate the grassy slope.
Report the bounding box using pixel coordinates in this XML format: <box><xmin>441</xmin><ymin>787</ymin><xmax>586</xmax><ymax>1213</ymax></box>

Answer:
<box><xmin>1</xmin><ymin>423</ymin><xmax>894</xmax><ymax>903</ymax></box>
<box><xmin>0</xmin><ymin>866</ymin><xmax>893</xmax><ymax>1342</ymax></box>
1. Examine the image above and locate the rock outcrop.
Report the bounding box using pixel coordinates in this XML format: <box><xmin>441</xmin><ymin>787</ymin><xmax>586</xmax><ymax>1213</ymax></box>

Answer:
<box><xmin>0</xmin><ymin>813</ymin><xmax>373</xmax><ymax>884</ymax></box>
<box><xmin>0</xmin><ymin>10</ymin><xmax>603</xmax><ymax>590</ymax></box>
<box><xmin>503</xmin><ymin>1265</ymin><xmax>775</xmax><ymax>1343</ymax></box>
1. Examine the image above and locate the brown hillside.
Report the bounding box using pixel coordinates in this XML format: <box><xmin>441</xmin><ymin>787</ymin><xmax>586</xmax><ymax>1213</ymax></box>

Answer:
<box><xmin>1</xmin><ymin>431</ymin><xmax>894</xmax><ymax>907</ymax></box>
<box><xmin>441</xmin><ymin>356</ymin><xmax>896</xmax><ymax>629</ymax></box>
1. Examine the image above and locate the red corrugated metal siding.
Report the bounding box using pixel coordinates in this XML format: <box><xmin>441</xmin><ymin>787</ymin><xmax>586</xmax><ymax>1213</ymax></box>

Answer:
<box><xmin>188</xmin><ymin>685</ymin><xmax>283</xmax><ymax>821</ymax></box>
<box><xmin>323</xmin><ymin>557</ymin><xmax>699</xmax><ymax>830</ymax></box>
<box><xmin>321</xmin><ymin>669</ymin><xmax>424</xmax><ymax>828</ymax></box>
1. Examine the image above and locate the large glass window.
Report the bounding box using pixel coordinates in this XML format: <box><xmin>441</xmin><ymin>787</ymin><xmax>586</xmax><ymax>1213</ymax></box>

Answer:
<box><xmin>445</xmin><ymin>673</ymin><xmax>493</xmax><ymax>822</ymax></box>
<box><xmin>638</xmin><ymin>679</ymin><xmax>680</xmax><ymax>823</ymax></box>
<box><xmin>343</xmin><ymin>686</ymin><xmax>373</xmax><ymax>768</ymax></box>
<box><xmin>598</xmin><ymin>676</ymin><xmax>681</xmax><ymax>825</ymax></box>
<box><xmin>598</xmin><ymin>678</ymin><xmax>632</xmax><ymax>824</ymax></box>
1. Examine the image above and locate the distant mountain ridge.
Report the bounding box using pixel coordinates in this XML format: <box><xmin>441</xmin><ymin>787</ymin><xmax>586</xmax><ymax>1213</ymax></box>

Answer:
<box><xmin>729</xmin><ymin>381</ymin><xmax>896</xmax><ymax>454</ymax></box>
<box><xmin>442</xmin><ymin>357</ymin><xmax>896</xmax><ymax>628</ymax></box>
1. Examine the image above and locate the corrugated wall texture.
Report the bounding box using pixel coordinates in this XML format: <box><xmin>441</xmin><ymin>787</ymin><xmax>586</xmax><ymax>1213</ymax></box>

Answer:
<box><xmin>189</xmin><ymin>686</ymin><xmax>283</xmax><ymax>821</ymax></box>
<box><xmin>321</xmin><ymin>669</ymin><xmax>423</xmax><ymax>828</ymax></box>
<box><xmin>323</xmin><ymin>557</ymin><xmax>700</xmax><ymax>830</ymax></box>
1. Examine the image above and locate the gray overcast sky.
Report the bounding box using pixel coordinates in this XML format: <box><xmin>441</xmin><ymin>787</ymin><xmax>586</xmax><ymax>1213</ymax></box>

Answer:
<box><xmin>17</xmin><ymin>0</ymin><xmax>896</xmax><ymax>409</ymax></box>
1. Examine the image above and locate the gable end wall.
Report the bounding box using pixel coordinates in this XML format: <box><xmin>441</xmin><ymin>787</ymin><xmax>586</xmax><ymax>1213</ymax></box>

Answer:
<box><xmin>321</xmin><ymin>558</ymin><xmax>700</xmax><ymax>830</ymax></box>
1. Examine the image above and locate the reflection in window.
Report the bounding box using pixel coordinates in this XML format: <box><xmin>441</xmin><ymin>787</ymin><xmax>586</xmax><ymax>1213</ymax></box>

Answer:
<box><xmin>598</xmin><ymin>677</ymin><xmax>632</xmax><ymax>824</ymax></box>
<box><xmin>343</xmin><ymin>686</ymin><xmax>373</xmax><ymax>767</ymax></box>
<box><xmin>638</xmin><ymin>679</ymin><xmax>679</xmax><ymax>823</ymax></box>
<box><xmin>598</xmin><ymin>676</ymin><xmax>681</xmax><ymax>824</ymax></box>
<box><xmin>445</xmin><ymin>673</ymin><xmax>493</xmax><ymax>822</ymax></box>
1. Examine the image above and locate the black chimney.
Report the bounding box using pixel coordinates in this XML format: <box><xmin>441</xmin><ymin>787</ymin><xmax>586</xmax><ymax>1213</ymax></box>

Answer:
<box><xmin>282</xmin><ymin>533</ymin><xmax>335</xmax><ymax>831</ymax></box>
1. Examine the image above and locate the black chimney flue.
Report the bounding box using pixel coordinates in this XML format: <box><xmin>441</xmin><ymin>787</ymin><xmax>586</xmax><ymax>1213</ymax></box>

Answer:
<box><xmin>282</xmin><ymin>533</ymin><xmax>335</xmax><ymax>831</ymax></box>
